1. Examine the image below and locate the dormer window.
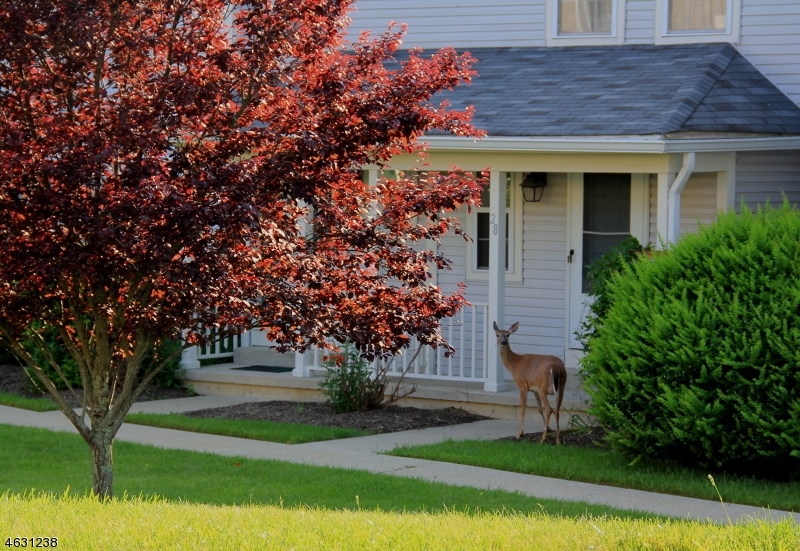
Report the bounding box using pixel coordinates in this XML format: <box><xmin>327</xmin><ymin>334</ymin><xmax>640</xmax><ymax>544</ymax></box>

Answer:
<box><xmin>547</xmin><ymin>0</ymin><xmax>625</xmax><ymax>46</ymax></box>
<box><xmin>558</xmin><ymin>0</ymin><xmax>613</xmax><ymax>35</ymax></box>
<box><xmin>667</xmin><ymin>0</ymin><xmax>728</xmax><ymax>33</ymax></box>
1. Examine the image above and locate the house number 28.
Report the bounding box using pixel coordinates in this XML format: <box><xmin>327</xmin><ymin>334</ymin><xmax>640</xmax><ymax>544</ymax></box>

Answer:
<box><xmin>490</xmin><ymin>214</ymin><xmax>498</xmax><ymax>235</ymax></box>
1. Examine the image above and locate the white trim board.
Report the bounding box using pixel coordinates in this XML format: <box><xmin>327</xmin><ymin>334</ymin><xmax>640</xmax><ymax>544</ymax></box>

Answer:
<box><xmin>419</xmin><ymin>135</ymin><xmax>800</xmax><ymax>154</ymax></box>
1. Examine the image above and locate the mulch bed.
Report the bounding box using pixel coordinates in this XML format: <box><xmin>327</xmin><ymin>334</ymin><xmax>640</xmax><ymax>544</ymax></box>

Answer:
<box><xmin>183</xmin><ymin>400</ymin><xmax>492</xmax><ymax>434</ymax></box>
<box><xmin>0</xmin><ymin>363</ymin><xmax>194</xmax><ymax>408</ymax></box>
<box><xmin>496</xmin><ymin>426</ymin><xmax>609</xmax><ymax>448</ymax></box>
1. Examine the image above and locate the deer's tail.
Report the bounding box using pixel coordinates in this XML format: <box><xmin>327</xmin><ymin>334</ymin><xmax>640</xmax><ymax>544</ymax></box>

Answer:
<box><xmin>551</xmin><ymin>367</ymin><xmax>561</xmax><ymax>394</ymax></box>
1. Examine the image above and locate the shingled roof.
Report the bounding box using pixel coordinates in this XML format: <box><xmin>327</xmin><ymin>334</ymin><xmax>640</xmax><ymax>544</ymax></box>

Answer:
<box><xmin>435</xmin><ymin>43</ymin><xmax>800</xmax><ymax>137</ymax></box>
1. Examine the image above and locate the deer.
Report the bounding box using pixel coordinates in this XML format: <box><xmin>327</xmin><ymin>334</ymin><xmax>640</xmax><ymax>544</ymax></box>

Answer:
<box><xmin>493</xmin><ymin>321</ymin><xmax>567</xmax><ymax>444</ymax></box>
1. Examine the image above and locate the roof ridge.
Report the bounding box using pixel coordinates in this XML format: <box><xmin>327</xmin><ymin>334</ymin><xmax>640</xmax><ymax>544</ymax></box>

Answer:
<box><xmin>661</xmin><ymin>44</ymin><xmax>737</xmax><ymax>133</ymax></box>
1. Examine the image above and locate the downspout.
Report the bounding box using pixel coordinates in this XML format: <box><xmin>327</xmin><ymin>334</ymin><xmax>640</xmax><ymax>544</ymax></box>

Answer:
<box><xmin>667</xmin><ymin>152</ymin><xmax>696</xmax><ymax>244</ymax></box>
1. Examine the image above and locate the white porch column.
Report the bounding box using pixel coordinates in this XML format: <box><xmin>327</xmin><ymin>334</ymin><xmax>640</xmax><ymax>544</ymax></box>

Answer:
<box><xmin>716</xmin><ymin>159</ymin><xmax>736</xmax><ymax>212</ymax></box>
<box><xmin>292</xmin><ymin>197</ymin><xmax>315</xmax><ymax>378</ymax></box>
<box><xmin>293</xmin><ymin>350</ymin><xmax>310</xmax><ymax>378</ymax></box>
<box><xmin>656</xmin><ymin>173</ymin><xmax>674</xmax><ymax>249</ymax></box>
<box><xmin>180</xmin><ymin>343</ymin><xmax>201</xmax><ymax>370</ymax></box>
<box><xmin>484</xmin><ymin>170</ymin><xmax>508</xmax><ymax>392</ymax></box>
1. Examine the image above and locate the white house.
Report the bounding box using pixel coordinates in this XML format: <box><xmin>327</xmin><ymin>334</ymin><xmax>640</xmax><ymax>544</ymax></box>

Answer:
<box><xmin>183</xmin><ymin>0</ymin><xmax>800</xmax><ymax>403</ymax></box>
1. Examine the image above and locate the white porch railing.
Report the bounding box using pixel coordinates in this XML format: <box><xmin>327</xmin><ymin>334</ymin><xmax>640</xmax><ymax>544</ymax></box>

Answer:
<box><xmin>180</xmin><ymin>327</ymin><xmax>250</xmax><ymax>370</ymax></box>
<box><xmin>299</xmin><ymin>303</ymin><xmax>490</xmax><ymax>382</ymax></box>
<box><xmin>180</xmin><ymin>303</ymin><xmax>491</xmax><ymax>383</ymax></box>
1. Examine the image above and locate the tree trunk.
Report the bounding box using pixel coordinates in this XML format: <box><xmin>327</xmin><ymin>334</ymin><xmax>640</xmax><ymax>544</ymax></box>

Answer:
<box><xmin>89</xmin><ymin>430</ymin><xmax>114</xmax><ymax>500</ymax></box>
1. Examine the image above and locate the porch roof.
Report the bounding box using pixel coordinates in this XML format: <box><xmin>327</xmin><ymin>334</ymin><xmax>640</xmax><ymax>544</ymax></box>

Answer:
<box><xmin>435</xmin><ymin>43</ymin><xmax>800</xmax><ymax>137</ymax></box>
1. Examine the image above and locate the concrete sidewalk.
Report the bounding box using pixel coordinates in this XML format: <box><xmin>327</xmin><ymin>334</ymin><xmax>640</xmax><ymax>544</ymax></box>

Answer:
<box><xmin>2</xmin><ymin>397</ymin><xmax>798</xmax><ymax>525</ymax></box>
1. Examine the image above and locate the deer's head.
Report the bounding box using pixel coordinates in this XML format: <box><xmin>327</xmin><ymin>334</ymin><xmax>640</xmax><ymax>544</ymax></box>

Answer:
<box><xmin>493</xmin><ymin>321</ymin><xmax>519</xmax><ymax>347</ymax></box>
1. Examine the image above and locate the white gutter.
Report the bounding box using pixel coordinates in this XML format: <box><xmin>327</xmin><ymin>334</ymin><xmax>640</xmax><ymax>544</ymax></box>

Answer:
<box><xmin>421</xmin><ymin>135</ymin><xmax>800</xmax><ymax>154</ymax></box>
<box><xmin>667</xmin><ymin>152</ymin><xmax>696</xmax><ymax>244</ymax></box>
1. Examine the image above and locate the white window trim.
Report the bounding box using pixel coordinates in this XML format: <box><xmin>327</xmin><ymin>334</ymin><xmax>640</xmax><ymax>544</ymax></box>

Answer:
<box><xmin>465</xmin><ymin>173</ymin><xmax>523</xmax><ymax>283</ymax></box>
<box><xmin>654</xmin><ymin>0</ymin><xmax>741</xmax><ymax>45</ymax></box>
<box><xmin>546</xmin><ymin>0</ymin><xmax>626</xmax><ymax>47</ymax></box>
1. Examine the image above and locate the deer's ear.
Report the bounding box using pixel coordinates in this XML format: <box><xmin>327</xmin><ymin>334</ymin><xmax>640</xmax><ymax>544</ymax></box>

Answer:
<box><xmin>508</xmin><ymin>322</ymin><xmax>519</xmax><ymax>334</ymax></box>
<box><xmin>492</xmin><ymin>321</ymin><xmax>499</xmax><ymax>331</ymax></box>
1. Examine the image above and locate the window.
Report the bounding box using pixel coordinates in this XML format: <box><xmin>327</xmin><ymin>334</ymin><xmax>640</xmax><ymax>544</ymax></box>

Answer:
<box><xmin>655</xmin><ymin>0</ymin><xmax>739</xmax><ymax>44</ymax></box>
<box><xmin>466</xmin><ymin>173</ymin><xmax>523</xmax><ymax>282</ymax></box>
<box><xmin>668</xmin><ymin>0</ymin><xmax>727</xmax><ymax>33</ymax></box>
<box><xmin>475</xmin><ymin>185</ymin><xmax>509</xmax><ymax>271</ymax></box>
<box><xmin>559</xmin><ymin>0</ymin><xmax>613</xmax><ymax>35</ymax></box>
<box><xmin>547</xmin><ymin>0</ymin><xmax>625</xmax><ymax>46</ymax></box>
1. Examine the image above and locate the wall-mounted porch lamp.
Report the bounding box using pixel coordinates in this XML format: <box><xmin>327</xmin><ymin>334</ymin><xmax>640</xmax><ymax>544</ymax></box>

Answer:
<box><xmin>520</xmin><ymin>172</ymin><xmax>547</xmax><ymax>202</ymax></box>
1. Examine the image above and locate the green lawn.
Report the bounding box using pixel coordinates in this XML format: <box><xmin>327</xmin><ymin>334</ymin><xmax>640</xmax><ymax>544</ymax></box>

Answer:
<box><xmin>125</xmin><ymin>412</ymin><xmax>372</xmax><ymax>444</ymax></box>
<box><xmin>387</xmin><ymin>436</ymin><xmax>800</xmax><ymax>512</ymax></box>
<box><xmin>4</xmin><ymin>494</ymin><xmax>797</xmax><ymax>551</ymax></box>
<box><xmin>0</xmin><ymin>391</ymin><xmax>59</xmax><ymax>412</ymax></box>
<box><xmin>0</xmin><ymin>423</ymin><xmax>656</xmax><ymax>519</ymax></box>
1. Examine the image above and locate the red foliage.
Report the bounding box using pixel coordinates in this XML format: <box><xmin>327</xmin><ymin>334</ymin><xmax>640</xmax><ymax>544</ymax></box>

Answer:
<box><xmin>0</xmin><ymin>1</ymin><xmax>483</xmax><ymax>385</ymax></box>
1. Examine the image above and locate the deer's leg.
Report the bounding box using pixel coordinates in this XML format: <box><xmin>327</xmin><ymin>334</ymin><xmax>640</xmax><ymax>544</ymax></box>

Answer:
<box><xmin>555</xmin><ymin>374</ymin><xmax>566</xmax><ymax>445</ymax></box>
<box><xmin>539</xmin><ymin>388</ymin><xmax>553</xmax><ymax>444</ymax></box>
<box><xmin>532</xmin><ymin>391</ymin><xmax>547</xmax><ymax>429</ymax></box>
<box><xmin>516</xmin><ymin>387</ymin><xmax>528</xmax><ymax>439</ymax></box>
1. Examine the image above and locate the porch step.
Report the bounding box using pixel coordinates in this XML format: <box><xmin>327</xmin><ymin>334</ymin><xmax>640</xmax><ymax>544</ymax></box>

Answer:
<box><xmin>233</xmin><ymin>347</ymin><xmax>295</xmax><ymax>368</ymax></box>
<box><xmin>183</xmin><ymin>363</ymin><xmax>593</xmax><ymax>422</ymax></box>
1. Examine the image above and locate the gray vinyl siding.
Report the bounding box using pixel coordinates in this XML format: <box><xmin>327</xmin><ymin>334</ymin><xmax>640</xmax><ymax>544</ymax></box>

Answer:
<box><xmin>735</xmin><ymin>150</ymin><xmax>800</xmax><ymax>211</ymax></box>
<box><xmin>625</xmin><ymin>0</ymin><xmax>656</xmax><ymax>44</ymax></box>
<box><xmin>516</xmin><ymin>172</ymin><xmax>568</xmax><ymax>359</ymax></box>
<box><xmin>738</xmin><ymin>1</ymin><xmax>800</xmax><ymax>107</ymax></box>
<box><xmin>347</xmin><ymin>0</ymin><xmax>546</xmax><ymax>49</ymax></box>
<box><xmin>441</xmin><ymin>172</ymin><xmax>568</xmax><ymax>377</ymax></box>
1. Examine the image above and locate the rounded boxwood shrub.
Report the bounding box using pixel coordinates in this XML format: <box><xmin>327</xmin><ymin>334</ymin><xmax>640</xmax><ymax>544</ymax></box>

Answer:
<box><xmin>581</xmin><ymin>202</ymin><xmax>800</xmax><ymax>477</ymax></box>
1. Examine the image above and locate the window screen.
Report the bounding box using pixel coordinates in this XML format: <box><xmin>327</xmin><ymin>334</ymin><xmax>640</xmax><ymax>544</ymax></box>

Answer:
<box><xmin>669</xmin><ymin>0</ymin><xmax>727</xmax><ymax>32</ymax></box>
<box><xmin>582</xmin><ymin>174</ymin><xmax>631</xmax><ymax>293</ymax></box>
<box><xmin>558</xmin><ymin>0</ymin><xmax>613</xmax><ymax>34</ymax></box>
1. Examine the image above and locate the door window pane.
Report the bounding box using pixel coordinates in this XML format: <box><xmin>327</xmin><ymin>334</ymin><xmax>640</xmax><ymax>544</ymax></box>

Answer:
<box><xmin>669</xmin><ymin>0</ymin><xmax>727</xmax><ymax>32</ymax></box>
<box><xmin>582</xmin><ymin>174</ymin><xmax>631</xmax><ymax>293</ymax></box>
<box><xmin>559</xmin><ymin>0</ymin><xmax>613</xmax><ymax>34</ymax></box>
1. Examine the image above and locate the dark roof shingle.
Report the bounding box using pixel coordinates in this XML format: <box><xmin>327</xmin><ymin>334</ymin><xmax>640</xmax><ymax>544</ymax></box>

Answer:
<box><xmin>433</xmin><ymin>44</ymin><xmax>800</xmax><ymax>137</ymax></box>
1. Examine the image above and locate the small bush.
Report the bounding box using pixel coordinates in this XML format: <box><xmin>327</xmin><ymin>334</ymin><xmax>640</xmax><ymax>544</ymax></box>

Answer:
<box><xmin>20</xmin><ymin>327</ymin><xmax>185</xmax><ymax>391</ymax></box>
<box><xmin>577</xmin><ymin>235</ymin><xmax>648</xmax><ymax>349</ymax></box>
<box><xmin>146</xmin><ymin>339</ymin><xmax>185</xmax><ymax>390</ymax></box>
<box><xmin>0</xmin><ymin>342</ymin><xmax>19</xmax><ymax>365</ymax></box>
<box><xmin>581</xmin><ymin>202</ymin><xmax>800</xmax><ymax>477</ymax></box>
<box><xmin>319</xmin><ymin>342</ymin><xmax>386</xmax><ymax>413</ymax></box>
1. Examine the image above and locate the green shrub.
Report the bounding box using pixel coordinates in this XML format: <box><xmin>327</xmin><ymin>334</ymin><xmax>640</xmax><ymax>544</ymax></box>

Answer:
<box><xmin>577</xmin><ymin>235</ymin><xmax>648</xmax><ymax>350</ymax></box>
<box><xmin>27</xmin><ymin>325</ymin><xmax>82</xmax><ymax>390</ymax></box>
<box><xmin>21</xmin><ymin>326</ymin><xmax>185</xmax><ymax>391</ymax></box>
<box><xmin>319</xmin><ymin>341</ymin><xmax>386</xmax><ymax>413</ymax></box>
<box><xmin>581</xmin><ymin>202</ymin><xmax>800</xmax><ymax>477</ymax></box>
<box><xmin>0</xmin><ymin>342</ymin><xmax>19</xmax><ymax>365</ymax></box>
<box><xmin>146</xmin><ymin>339</ymin><xmax>185</xmax><ymax>390</ymax></box>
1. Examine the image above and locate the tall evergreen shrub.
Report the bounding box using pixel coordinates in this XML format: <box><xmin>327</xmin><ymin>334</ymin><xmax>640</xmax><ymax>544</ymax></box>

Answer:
<box><xmin>582</xmin><ymin>202</ymin><xmax>800</xmax><ymax>476</ymax></box>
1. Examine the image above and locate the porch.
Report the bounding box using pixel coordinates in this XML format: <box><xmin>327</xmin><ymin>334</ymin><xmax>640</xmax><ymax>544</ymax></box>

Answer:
<box><xmin>178</xmin><ymin>302</ymin><xmax>589</xmax><ymax>419</ymax></box>
<box><xmin>181</xmin><ymin>362</ymin><xmax>589</xmax><ymax>421</ymax></box>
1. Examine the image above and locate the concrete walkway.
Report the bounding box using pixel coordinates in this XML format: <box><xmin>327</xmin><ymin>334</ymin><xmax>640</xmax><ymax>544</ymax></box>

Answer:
<box><xmin>2</xmin><ymin>397</ymin><xmax>798</xmax><ymax>525</ymax></box>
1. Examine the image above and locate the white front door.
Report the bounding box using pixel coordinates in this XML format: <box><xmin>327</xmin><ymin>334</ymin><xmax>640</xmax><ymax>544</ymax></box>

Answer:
<box><xmin>567</xmin><ymin>173</ymin><xmax>649</xmax><ymax>349</ymax></box>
